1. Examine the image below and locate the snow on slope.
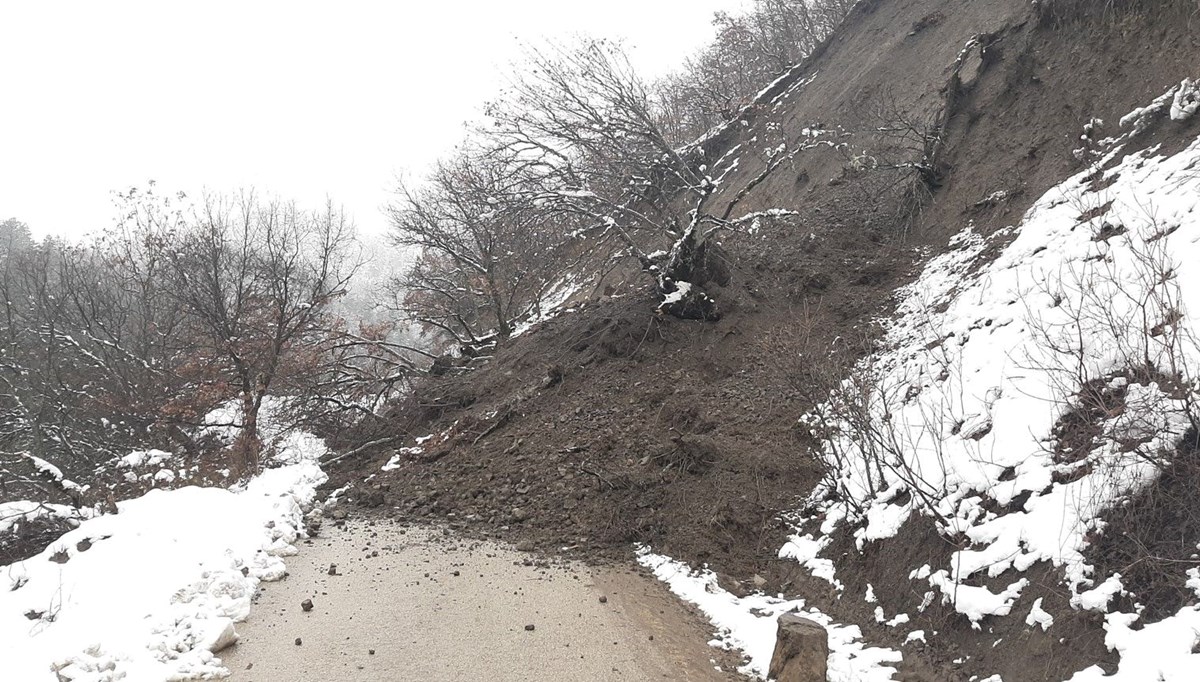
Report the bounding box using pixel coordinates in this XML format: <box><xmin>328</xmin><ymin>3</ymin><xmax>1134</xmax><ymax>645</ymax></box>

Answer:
<box><xmin>0</xmin><ymin>434</ymin><xmax>327</xmax><ymax>681</ymax></box>
<box><xmin>638</xmin><ymin>549</ymin><xmax>902</xmax><ymax>681</ymax></box>
<box><xmin>642</xmin><ymin>80</ymin><xmax>1200</xmax><ymax>681</ymax></box>
<box><xmin>786</xmin><ymin>82</ymin><xmax>1200</xmax><ymax>679</ymax></box>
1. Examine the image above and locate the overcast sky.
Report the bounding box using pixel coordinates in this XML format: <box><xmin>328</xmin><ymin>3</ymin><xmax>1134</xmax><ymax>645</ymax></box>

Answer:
<box><xmin>1</xmin><ymin>1</ymin><xmax>744</xmax><ymax>240</ymax></box>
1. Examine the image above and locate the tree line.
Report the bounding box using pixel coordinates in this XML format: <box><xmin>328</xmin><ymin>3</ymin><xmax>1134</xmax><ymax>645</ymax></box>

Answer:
<box><xmin>0</xmin><ymin>189</ymin><xmax>423</xmax><ymax>505</ymax></box>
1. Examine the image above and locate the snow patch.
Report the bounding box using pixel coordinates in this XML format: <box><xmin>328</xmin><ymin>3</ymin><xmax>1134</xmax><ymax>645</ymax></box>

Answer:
<box><xmin>1</xmin><ymin>434</ymin><xmax>329</xmax><ymax>681</ymax></box>
<box><xmin>637</xmin><ymin>548</ymin><xmax>901</xmax><ymax>681</ymax></box>
<box><xmin>1170</xmin><ymin>78</ymin><xmax>1199</xmax><ymax>121</ymax></box>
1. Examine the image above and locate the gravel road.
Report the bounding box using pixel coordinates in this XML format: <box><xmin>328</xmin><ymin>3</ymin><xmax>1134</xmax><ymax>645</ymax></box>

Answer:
<box><xmin>220</xmin><ymin>518</ymin><xmax>741</xmax><ymax>681</ymax></box>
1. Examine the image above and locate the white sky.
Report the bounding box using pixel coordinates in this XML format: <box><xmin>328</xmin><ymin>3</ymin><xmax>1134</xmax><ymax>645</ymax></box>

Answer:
<box><xmin>0</xmin><ymin>1</ymin><xmax>744</xmax><ymax>239</ymax></box>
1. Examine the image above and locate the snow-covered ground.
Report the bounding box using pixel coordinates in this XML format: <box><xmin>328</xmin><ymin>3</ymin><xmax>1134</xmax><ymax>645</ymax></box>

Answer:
<box><xmin>640</xmin><ymin>81</ymin><xmax>1200</xmax><ymax>681</ymax></box>
<box><xmin>637</xmin><ymin>549</ymin><xmax>902</xmax><ymax>681</ymax></box>
<box><xmin>0</xmin><ymin>426</ymin><xmax>328</xmax><ymax>681</ymax></box>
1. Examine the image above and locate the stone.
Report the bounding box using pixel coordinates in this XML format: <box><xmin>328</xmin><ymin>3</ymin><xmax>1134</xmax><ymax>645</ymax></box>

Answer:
<box><xmin>515</xmin><ymin>540</ymin><xmax>535</xmax><ymax>552</ymax></box>
<box><xmin>768</xmin><ymin>614</ymin><xmax>829</xmax><ymax>682</ymax></box>
<box><xmin>301</xmin><ymin>599</ymin><xmax>314</xmax><ymax>612</ymax></box>
<box><xmin>524</xmin><ymin>624</ymin><xmax>536</xmax><ymax>631</ymax></box>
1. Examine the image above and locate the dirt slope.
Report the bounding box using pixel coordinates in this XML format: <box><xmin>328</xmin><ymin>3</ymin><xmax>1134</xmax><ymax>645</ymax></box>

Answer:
<box><xmin>329</xmin><ymin>2</ymin><xmax>1200</xmax><ymax>679</ymax></box>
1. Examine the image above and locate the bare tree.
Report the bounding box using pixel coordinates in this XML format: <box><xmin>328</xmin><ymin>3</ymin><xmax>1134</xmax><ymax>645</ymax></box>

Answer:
<box><xmin>654</xmin><ymin>0</ymin><xmax>856</xmax><ymax>141</ymax></box>
<box><xmin>0</xmin><ymin>218</ymin><xmax>34</xmax><ymax>259</ymax></box>
<box><xmin>387</xmin><ymin>146</ymin><xmax>566</xmax><ymax>349</ymax></box>
<box><xmin>162</xmin><ymin>192</ymin><xmax>358</xmax><ymax>472</ymax></box>
<box><xmin>0</xmin><ymin>226</ymin><xmax>185</xmax><ymax>499</ymax></box>
<box><xmin>485</xmin><ymin>39</ymin><xmax>793</xmax><ymax>320</ymax></box>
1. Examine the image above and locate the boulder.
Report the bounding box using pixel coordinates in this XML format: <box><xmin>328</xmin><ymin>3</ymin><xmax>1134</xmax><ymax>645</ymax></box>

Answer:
<box><xmin>768</xmin><ymin>613</ymin><xmax>829</xmax><ymax>682</ymax></box>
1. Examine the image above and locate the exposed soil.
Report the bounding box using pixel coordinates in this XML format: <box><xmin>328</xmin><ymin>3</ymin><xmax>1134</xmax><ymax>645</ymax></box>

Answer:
<box><xmin>329</xmin><ymin>236</ymin><xmax>906</xmax><ymax>567</ymax></box>
<box><xmin>1089</xmin><ymin>427</ymin><xmax>1200</xmax><ymax>623</ymax></box>
<box><xmin>326</xmin><ymin>1</ymin><xmax>1200</xmax><ymax>680</ymax></box>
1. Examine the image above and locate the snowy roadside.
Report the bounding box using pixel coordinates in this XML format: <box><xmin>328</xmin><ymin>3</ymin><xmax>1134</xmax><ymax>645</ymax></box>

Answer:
<box><xmin>0</xmin><ymin>430</ymin><xmax>328</xmax><ymax>681</ymax></box>
<box><xmin>637</xmin><ymin>549</ymin><xmax>901</xmax><ymax>681</ymax></box>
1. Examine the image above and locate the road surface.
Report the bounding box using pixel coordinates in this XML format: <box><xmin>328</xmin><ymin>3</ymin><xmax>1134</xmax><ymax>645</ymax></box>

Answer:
<box><xmin>220</xmin><ymin>518</ymin><xmax>741</xmax><ymax>681</ymax></box>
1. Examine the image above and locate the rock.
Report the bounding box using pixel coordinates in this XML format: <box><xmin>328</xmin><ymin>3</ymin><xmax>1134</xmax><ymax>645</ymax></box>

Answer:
<box><xmin>328</xmin><ymin>563</ymin><xmax>338</xmax><ymax>575</ymax></box>
<box><xmin>369</xmin><ymin>649</ymin><xmax>375</xmax><ymax>655</ymax></box>
<box><xmin>512</xmin><ymin>507</ymin><xmax>529</xmax><ymax>522</ymax></box>
<box><xmin>76</xmin><ymin>538</ymin><xmax>92</xmax><ymax>552</ymax></box>
<box><xmin>301</xmin><ymin>599</ymin><xmax>314</xmax><ymax>613</ymax></box>
<box><xmin>515</xmin><ymin>540</ymin><xmax>535</xmax><ymax>552</ymax></box>
<box><xmin>524</xmin><ymin>624</ymin><xmax>536</xmax><ymax>631</ymax></box>
<box><xmin>752</xmin><ymin>574</ymin><xmax>768</xmax><ymax>589</ymax></box>
<box><xmin>769</xmin><ymin>614</ymin><xmax>829</xmax><ymax>682</ymax></box>
<box><xmin>294</xmin><ymin>637</ymin><xmax>303</xmax><ymax>646</ymax></box>
<box><xmin>330</xmin><ymin>508</ymin><xmax>349</xmax><ymax>521</ymax></box>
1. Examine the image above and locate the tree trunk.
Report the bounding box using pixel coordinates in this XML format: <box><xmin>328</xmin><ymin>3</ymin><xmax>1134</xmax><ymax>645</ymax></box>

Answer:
<box><xmin>488</xmin><ymin>276</ymin><xmax>512</xmax><ymax>340</ymax></box>
<box><xmin>233</xmin><ymin>393</ymin><xmax>262</xmax><ymax>475</ymax></box>
<box><xmin>656</xmin><ymin>222</ymin><xmax>727</xmax><ymax>321</ymax></box>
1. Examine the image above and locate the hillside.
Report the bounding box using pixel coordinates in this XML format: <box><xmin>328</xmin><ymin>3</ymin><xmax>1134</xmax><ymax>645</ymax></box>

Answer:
<box><xmin>328</xmin><ymin>1</ymin><xmax>1200</xmax><ymax>680</ymax></box>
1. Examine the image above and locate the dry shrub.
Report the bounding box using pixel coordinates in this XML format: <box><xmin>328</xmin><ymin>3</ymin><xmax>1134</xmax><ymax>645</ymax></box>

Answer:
<box><xmin>1088</xmin><ymin>425</ymin><xmax>1200</xmax><ymax>621</ymax></box>
<box><xmin>0</xmin><ymin>514</ymin><xmax>75</xmax><ymax>566</ymax></box>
